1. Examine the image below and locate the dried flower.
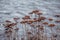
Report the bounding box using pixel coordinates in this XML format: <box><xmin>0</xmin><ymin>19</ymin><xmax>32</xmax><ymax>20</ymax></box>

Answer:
<box><xmin>22</xmin><ymin>15</ymin><xmax>30</xmax><ymax>20</ymax></box>
<box><xmin>38</xmin><ymin>16</ymin><xmax>46</xmax><ymax>20</ymax></box>
<box><xmin>43</xmin><ymin>22</ymin><xmax>48</xmax><ymax>25</ymax></box>
<box><xmin>48</xmin><ymin>18</ymin><xmax>53</xmax><ymax>21</ymax></box>
<box><xmin>32</xmin><ymin>10</ymin><xmax>39</xmax><ymax>13</ymax></box>
<box><xmin>48</xmin><ymin>24</ymin><xmax>56</xmax><ymax>27</ymax></box>
<box><xmin>20</xmin><ymin>21</ymin><xmax>27</xmax><ymax>24</ymax></box>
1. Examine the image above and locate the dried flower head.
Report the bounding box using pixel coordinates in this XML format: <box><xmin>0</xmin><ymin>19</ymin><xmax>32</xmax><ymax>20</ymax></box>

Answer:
<box><xmin>38</xmin><ymin>16</ymin><xmax>46</xmax><ymax>21</ymax></box>
<box><xmin>48</xmin><ymin>24</ymin><xmax>56</xmax><ymax>27</ymax></box>
<box><xmin>22</xmin><ymin>16</ymin><xmax>30</xmax><ymax>20</ymax></box>
<box><xmin>43</xmin><ymin>22</ymin><xmax>48</xmax><ymax>25</ymax></box>
<box><xmin>48</xmin><ymin>18</ymin><xmax>53</xmax><ymax>21</ymax></box>
<box><xmin>20</xmin><ymin>21</ymin><xmax>27</xmax><ymax>24</ymax></box>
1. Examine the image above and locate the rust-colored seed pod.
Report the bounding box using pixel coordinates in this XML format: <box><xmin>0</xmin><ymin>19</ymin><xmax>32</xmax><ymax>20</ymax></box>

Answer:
<box><xmin>48</xmin><ymin>24</ymin><xmax>56</xmax><ymax>27</ymax></box>
<box><xmin>20</xmin><ymin>21</ymin><xmax>26</xmax><ymax>24</ymax></box>
<box><xmin>48</xmin><ymin>18</ymin><xmax>53</xmax><ymax>21</ymax></box>
<box><xmin>39</xmin><ymin>16</ymin><xmax>46</xmax><ymax>20</ymax></box>
<box><xmin>27</xmin><ymin>21</ymin><xmax>33</xmax><ymax>24</ymax></box>
<box><xmin>25</xmin><ymin>16</ymin><xmax>30</xmax><ymax>18</ymax></box>
<box><xmin>22</xmin><ymin>16</ymin><xmax>30</xmax><ymax>19</ymax></box>
<box><xmin>55</xmin><ymin>20</ymin><xmax>60</xmax><ymax>23</ymax></box>
<box><xmin>37</xmin><ymin>18</ymin><xmax>41</xmax><ymax>22</ymax></box>
<box><xmin>43</xmin><ymin>22</ymin><xmax>48</xmax><ymax>25</ymax></box>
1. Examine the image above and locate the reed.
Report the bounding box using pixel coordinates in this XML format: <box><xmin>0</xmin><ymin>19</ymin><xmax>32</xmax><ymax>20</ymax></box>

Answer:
<box><xmin>48</xmin><ymin>24</ymin><xmax>56</xmax><ymax>40</ymax></box>
<box><xmin>3</xmin><ymin>20</ymin><xmax>17</xmax><ymax>40</ymax></box>
<box><xmin>3</xmin><ymin>10</ymin><xmax>59</xmax><ymax>40</ymax></box>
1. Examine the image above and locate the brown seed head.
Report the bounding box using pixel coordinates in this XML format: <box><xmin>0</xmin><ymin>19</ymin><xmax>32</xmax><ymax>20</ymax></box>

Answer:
<box><xmin>48</xmin><ymin>24</ymin><xmax>56</xmax><ymax>27</ymax></box>
<box><xmin>48</xmin><ymin>18</ymin><xmax>53</xmax><ymax>21</ymax></box>
<box><xmin>43</xmin><ymin>22</ymin><xmax>48</xmax><ymax>25</ymax></box>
